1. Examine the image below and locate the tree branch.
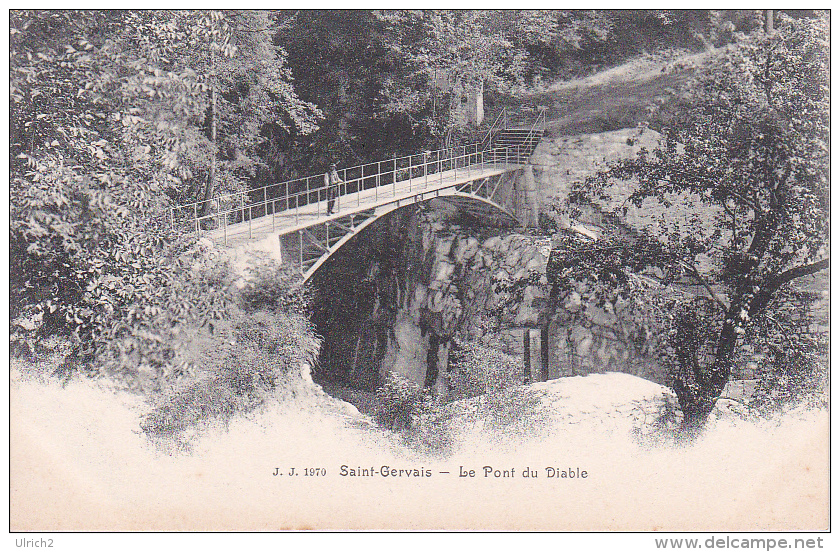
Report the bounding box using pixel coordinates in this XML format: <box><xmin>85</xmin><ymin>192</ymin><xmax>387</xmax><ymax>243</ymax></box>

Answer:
<box><xmin>680</xmin><ymin>260</ymin><xmax>729</xmax><ymax>312</ymax></box>
<box><xmin>644</xmin><ymin>168</ymin><xmax>763</xmax><ymax>214</ymax></box>
<box><xmin>720</xmin><ymin>199</ymin><xmax>737</xmax><ymax>221</ymax></box>
<box><xmin>765</xmin><ymin>257</ymin><xmax>830</xmax><ymax>294</ymax></box>
<box><xmin>724</xmin><ymin>187</ymin><xmax>763</xmax><ymax>216</ymax></box>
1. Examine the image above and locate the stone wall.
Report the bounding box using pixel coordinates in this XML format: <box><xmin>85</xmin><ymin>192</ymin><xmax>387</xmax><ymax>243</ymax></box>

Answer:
<box><xmin>529</xmin><ymin>126</ymin><xmax>661</xmax><ymax>211</ymax></box>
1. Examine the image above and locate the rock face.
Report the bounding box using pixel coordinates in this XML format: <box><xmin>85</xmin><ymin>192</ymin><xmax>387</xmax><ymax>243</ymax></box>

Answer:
<box><xmin>310</xmin><ymin>199</ymin><xmax>551</xmax><ymax>395</ymax></box>
<box><xmin>310</xmin><ymin>128</ymin><xmax>673</xmax><ymax>396</ymax></box>
<box><xmin>310</xmin><ymin>206</ymin><xmax>667</xmax><ymax>396</ymax></box>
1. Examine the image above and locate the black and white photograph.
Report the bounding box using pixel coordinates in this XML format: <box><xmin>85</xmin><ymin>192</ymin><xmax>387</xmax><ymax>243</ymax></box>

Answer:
<box><xmin>8</xmin><ymin>9</ymin><xmax>830</xmax><ymax>535</ymax></box>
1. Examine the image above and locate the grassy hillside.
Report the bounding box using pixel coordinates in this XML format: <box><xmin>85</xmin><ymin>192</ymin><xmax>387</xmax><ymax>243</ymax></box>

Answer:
<box><xmin>491</xmin><ymin>50</ymin><xmax>714</xmax><ymax>137</ymax></box>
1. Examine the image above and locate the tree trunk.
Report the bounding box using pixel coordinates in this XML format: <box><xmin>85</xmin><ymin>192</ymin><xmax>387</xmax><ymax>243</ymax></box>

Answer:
<box><xmin>676</xmin><ymin>253</ymin><xmax>830</xmax><ymax>436</ymax></box>
<box><xmin>523</xmin><ymin>329</ymin><xmax>531</xmax><ymax>384</ymax></box>
<box><xmin>670</xmin><ymin>299</ymin><xmax>739</xmax><ymax>438</ymax></box>
<box><xmin>765</xmin><ymin>10</ymin><xmax>774</xmax><ymax>34</ymax></box>
<box><xmin>675</xmin><ymin>319</ymin><xmax>739</xmax><ymax>437</ymax></box>
<box><xmin>201</xmin><ymin>84</ymin><xmax>217</xmax><ymax>218</ymax></box>
<box><xmin>540</xmin><ymin>324</ymin><xmax>550</xmax><ymax>382</ymax></box>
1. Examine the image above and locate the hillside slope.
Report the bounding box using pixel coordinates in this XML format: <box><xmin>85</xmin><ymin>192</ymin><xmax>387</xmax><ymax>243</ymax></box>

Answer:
<box><xmin>497</xmin><ymin>50</ymin><xmax>715</xmax><ymax>136</ymax></box>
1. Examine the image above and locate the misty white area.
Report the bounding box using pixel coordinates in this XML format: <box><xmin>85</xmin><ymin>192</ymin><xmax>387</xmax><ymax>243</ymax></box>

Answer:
<box><xmin>10</xmin><ymin>370</ymin><xmax>828</xmax><ymax>531</ymax></box>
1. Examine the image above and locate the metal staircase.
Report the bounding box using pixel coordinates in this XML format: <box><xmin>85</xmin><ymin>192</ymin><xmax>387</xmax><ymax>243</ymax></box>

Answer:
<box><xmin>481</xmin><ymin>106</ymin><xmax>546</xmax><ymax>164</ymax></box>
<box><xmin>494</xmin><ymin>128</ymin><xmax>544</xmax><ymax>158</ymax></box>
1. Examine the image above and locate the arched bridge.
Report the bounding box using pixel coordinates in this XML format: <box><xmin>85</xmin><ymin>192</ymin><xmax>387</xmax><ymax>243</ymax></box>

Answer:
<box><xmin>171</xmin><ymin>108</ymin><xmax>545</xmax><ymax>282</ymax></box>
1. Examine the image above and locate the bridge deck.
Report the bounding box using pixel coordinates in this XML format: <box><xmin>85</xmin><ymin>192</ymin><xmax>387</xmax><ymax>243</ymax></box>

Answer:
<box><xmin>207</xmin><ymin>161</ymin><xmax>521</xmax><ymax>249</ymax></box>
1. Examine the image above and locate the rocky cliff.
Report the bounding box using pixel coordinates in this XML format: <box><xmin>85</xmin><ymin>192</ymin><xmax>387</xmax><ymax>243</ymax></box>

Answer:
<box><xmin>310</xmin><ymin>128</ymin><xmax>679</xmax><ymax>396</ymax></box>
<box><xmin>310</xmin><ymin>177</ymin><xmax>669</xmax><ymax>397</ymax></box>
<box><xmin>309</xmin><ymin>199</ymin><xmax>542</xmax><ymax>395</ymax></box>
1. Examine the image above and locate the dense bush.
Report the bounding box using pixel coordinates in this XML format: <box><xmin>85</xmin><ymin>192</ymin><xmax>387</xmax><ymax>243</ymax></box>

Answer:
<box><xmin>9</xmin><ymin>12</ymin><xmax>221</xmax><ymax>389</ymax></box>
<box><xmin>9</xmin><ymin>10</ymin><xmax>319</xmax><ymax>391</ymax></box>
<box><xmin>238</xmin><ymin>254</ymin><xmax>310</xmax><ymax>315</ymax></box>
<box><xmin>746</xmin><ymin>289</ymin><xmax>828</xmax><ymax>414</ymax></box>
<box><xmin>374</xmin><ymin>372</ymin><xmax>428</xmax><ymax>431</ymax></box>
<box><xmin>9</xmin><ymin>188</ymin><xmax>239</xmax><ymax>393</ymax></box>
<box><xmin>446</xmin><ymin>339</ymin><xmax>521</xmax><ymax>401</ymax></box>
<box><xmin>141</xmin><ymin>310</ymin><xmax>320</xmax><ymax>447</ymax></box>
<box><xmin>373</xmin><ymin>371</ymin><xmax>451</xmax><ymax>454</ymax></box>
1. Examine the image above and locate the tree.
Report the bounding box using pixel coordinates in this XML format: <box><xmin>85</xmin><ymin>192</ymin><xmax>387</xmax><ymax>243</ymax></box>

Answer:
<box><xmin>277</xmin><ymin>9</ymin><xmax>552</xmax><ymax>170</ymax></box>
<box><xmin>278</xmin><ymin>10</ymin><xmax>405</xmax><ymax>169</ymax></box>
<box><xmin>277</xmin><ymin>10</ymin><xmax>529</xmax><ymax>169</ymax></box>
<box><xmin>8</xmin><ymin>10</ymin><xmax>317</xmax><ymax>389</ymax></box>
<box><xmin>198</xmin><ymin>10</ymin><xmax>321</xmax><ymax>211</ymax></box>
<box><xmin>377</xmin><ymin>10</ymin><xmax>547</xmax><ymax>146</ymax></box>
<box><xmin>558</xmin><ymin>14</ymin><xmax>828</xmax><ymax>434</ymax></box>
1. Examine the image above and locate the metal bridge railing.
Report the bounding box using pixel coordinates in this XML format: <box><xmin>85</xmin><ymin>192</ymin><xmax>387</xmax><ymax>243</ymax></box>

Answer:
<box><xmin>171</xmin><ymin>141</ymin><xmax>536</xmax><ymax>241</ymax></box>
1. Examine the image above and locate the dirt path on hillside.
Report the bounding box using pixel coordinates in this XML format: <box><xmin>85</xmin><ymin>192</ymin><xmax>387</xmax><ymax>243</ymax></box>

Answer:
<box><xmin>507</xmin><ymin>50</ymin><xmax>717</xmax><ymax>136</ymax></box>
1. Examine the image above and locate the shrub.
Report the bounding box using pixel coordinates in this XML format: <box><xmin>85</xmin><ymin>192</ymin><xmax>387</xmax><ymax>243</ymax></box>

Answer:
<box><xmin>374</xmin><ymin>371</ymin><xmax>452</xmax><ymax>455</ymax></box>
<box><xmin>238</xmin><ymin>253</ymin><xmax>310</xmax><ymax>315</ymax></box>
<box><xmin>751</xmin><ymin>348</ymin><xmax>827</xmax><ymax>415</ymax></box>
<box><xmin>446</xmin><ymin>339</ymin><xmax>521</xmax><ymax>401</ymax></box>
<box><xmin>374</xmin><ymin>372</ymin><xmax>427</xmax><ymax>431</ymax></box>
<box><xmin>480</xmin><ymin>386</ymin><xmax>545</xmax><ymax>440</ymax></box>
<box><xmin>747</xmin><ymin>291</ymin><xmax>829</xmax><ymax>415</ymax></box>
<box><xmin>141</xmin><ymin>310</ymin><xmax>320</xmax><ymax>448</ymax></box>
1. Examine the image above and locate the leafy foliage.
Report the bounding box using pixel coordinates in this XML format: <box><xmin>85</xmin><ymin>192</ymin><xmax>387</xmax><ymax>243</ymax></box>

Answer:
<box><xmin>547</xmin><ymin>227</ymin><xmax>675</xmax><ymax>352</ymax></box>
<box><xmin>374</xmin><ymin>371</ymin><xmax>429</xmax><ymax>431</ymax></box>
<box><xmin>9</xmin><ymin>10</ymin><xmax>319</xmax><ymax>393</ymax></box>
<box><xmin>278</xmin><ymin>11</ymin><xmax>416</xmax><ymax>170</ymax></box>
<box><xmin>374</xmin><ymin>371</ymin><xmax>451</xmax><ymax>455</ymax></box>
<box><xmin>237</xmin><ymin>254</ymin><xmax>311</xmax><ymax>315</ymax></box>
<box><xmin>447</xmin><ymin>339</ymin><xmax>521</xmax><ymax>400</ymax></box>
<box><xmin>377</xmin><ymin>10</ymin><xmax>556</xmax><ymax>147</ymax></box>
<box><xmin>141</xmin><ymin>310</ymin><xmax>321</xmax><ymax>447</ymax></box>
<box><xmin>559</xmin><ymin>14</ymin><xmax>829</xmax><ymax>431</ymax></box>
<box><xmin>278</xmin><ymin>9</ymin><xmax>556</xmax><ymax>168</ymax></box>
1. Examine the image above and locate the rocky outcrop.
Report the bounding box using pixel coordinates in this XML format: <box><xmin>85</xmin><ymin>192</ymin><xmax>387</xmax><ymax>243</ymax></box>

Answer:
<box><xmin>310</xmin><ymin>127</ymin><xmax>677</xmax><ymax>396</ymax></box>
<box><xmin>310</xmin><ymin>199</ymin><xmax>552</xmax><ymax>395</ymax></box>
<box><xmin>310</xmin><ymin>205</ymin><xmax>668</xmax><ymax>397</ymax></box>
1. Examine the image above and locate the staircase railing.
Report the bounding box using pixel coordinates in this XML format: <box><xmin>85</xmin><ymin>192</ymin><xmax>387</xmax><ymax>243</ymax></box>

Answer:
<box><xmin>516</xmin><ymin>107</ymin><xmax>546</xmax><ymax>163</ymax></box>
<box><xmin>481</xmin><ymin>107</ymin><xmax>507</xmax><ymax>151</ymax></box>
